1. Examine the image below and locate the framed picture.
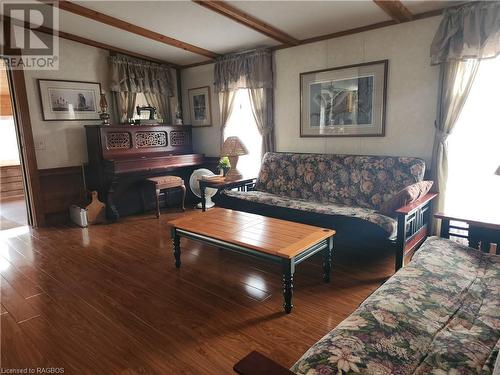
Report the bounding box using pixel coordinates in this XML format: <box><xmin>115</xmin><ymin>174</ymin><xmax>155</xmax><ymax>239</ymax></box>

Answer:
<box><xmin>38</xmin><ymin>79</ymin><xmax>101</xmax><ymax>121</ymax></box>
<box><xmin>188</xmin><ymin>86</ymin><xmax>212</xmax><ymax>127</ymax></box>
<box><xmin>300</xmin><ymin>60</ymin><xmax>388</xmax><ymax>137</ymax></box>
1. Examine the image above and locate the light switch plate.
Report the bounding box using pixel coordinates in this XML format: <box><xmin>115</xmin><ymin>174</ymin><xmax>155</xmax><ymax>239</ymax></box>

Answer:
<box><xmin>34</xmin><ymin>138</ymin><xmax>46</xmax><ymax>150</ymax></box>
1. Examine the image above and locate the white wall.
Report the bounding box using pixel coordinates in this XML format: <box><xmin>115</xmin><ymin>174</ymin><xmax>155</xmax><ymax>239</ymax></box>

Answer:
<box><xmin>275</xmin><ymin>16</ymin><xmax>440</xmax><ymax>165</ymax></box>
<box><xmin>181</xmin><ymin>16</ymin><xmax>440</xmax><ymax>165</ymax></box>
<box><xmin>181</xmin><ymin>63</ymin><xmax>221</xmax><ymax>157</ymax></box>
<box><xmin>24</xmin><ymin>38</ymin><xmax>180</xmax><ymax>169</ymax></box>
<box><xmin>24</xmin><ymin>38</ymin><xmax>110</xmax><ymax>169</ymax></box>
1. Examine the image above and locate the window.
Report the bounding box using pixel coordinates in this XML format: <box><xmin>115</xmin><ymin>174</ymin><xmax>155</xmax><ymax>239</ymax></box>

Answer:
<box><xmin>445</xmin><ymin>56</ymin><xmax>500</xmax><ymax>215</ymax></box>
<box><xmin>224</xmin><ymin>89</ymin><xmax>262</xmax><ymax>176</ymax></box>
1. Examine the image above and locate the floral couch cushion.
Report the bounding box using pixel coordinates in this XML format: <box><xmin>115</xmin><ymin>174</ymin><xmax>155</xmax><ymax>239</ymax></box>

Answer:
<box><xmin>221</xmin><ymin>190</ymin><xmax>397</xmax><ymax>238</ymax></box>
<box><xmin>255</xmin><ymin>153</ymin><xmax>426</xmax><ymax>211</ymax></box>
<box><xmin>291</xmin><ymin>237</ymin><xmax>500</xmax><ymax>375</ymax></box>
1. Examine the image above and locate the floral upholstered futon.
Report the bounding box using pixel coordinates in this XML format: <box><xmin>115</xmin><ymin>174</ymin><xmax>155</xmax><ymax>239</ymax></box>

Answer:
<box><xmin>222</xmin><ymin>152</ymin><xmax>426</xmax><ymax>237</ymax></box>
<box><xmin>291</xmin><ymin>237</ymin><xmax>500</xmax><ymax>375</ymax></box>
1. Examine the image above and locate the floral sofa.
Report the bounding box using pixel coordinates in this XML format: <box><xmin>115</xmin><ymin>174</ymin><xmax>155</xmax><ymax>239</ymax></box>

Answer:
<box><xmin>217</xmin><ymin>152</ymin><xmax>437</xmax><ymax>271</ymax></box>
<box><xmin>234</xmin><ymin>237</ymin><xmax>500</xmax><ymax>375</ymax></box>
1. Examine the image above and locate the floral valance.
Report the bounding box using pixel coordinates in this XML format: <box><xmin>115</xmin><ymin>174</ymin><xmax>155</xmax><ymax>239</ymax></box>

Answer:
<box><xmin>430</xmin><ymin>1</ymin><xmax>500</xmax><ymax>65</ymax></box>
<box><xmin>214</xmin><ymin>49</ymin><xmax>273</xmax><ymax>93</ymax></box>
<box><xmin>109</xmin><ymin>54</ymin><xmax>174</xmax><ymax>96</ymax></box>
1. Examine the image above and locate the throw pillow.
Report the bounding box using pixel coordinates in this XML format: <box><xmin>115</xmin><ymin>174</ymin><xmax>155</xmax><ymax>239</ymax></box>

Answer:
<box><xmin>380</xmin><ymin>181</ymin><xmax>434</xmax><ymax>214</ymax></box>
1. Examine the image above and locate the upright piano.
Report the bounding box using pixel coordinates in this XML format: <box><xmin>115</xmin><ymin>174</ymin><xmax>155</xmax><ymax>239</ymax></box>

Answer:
<box><xmin>85</xmin><ymin>124</ymin><xmax>205</xmax><ymax>220</ymax></box>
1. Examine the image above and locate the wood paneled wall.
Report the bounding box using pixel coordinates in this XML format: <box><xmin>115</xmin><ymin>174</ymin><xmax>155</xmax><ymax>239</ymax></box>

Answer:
<box><xmin>0</xmin><ymin>64</ymin><xmax>13</xmax><ymax>116</ymax></box>
<box><xmin>38</xmin><ymin>166</ymin><xmax>86</xmax><ymax>225</ymax></box>
<box><xmin>0</xmin><ymin>165</ymin><xmax>24</xmax><ymax>199</ymax></box>
<box><xmin>0</xmin><ymin>95</ymin><xmax>13</xmax><ymax>116</ymax></box>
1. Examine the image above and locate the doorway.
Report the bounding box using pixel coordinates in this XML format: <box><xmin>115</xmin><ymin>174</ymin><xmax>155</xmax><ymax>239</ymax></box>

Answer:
<box><xmin>0</xmin><ymin>60</ymin><xmax>29</xmax><ymax>230</ymax></box>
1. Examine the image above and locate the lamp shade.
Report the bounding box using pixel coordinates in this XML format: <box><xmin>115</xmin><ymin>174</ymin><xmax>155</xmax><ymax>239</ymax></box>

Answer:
<box><xmin>221</xmin><ymin>136</ymin><xmax>248</xmax><ymax>157</ymax></box>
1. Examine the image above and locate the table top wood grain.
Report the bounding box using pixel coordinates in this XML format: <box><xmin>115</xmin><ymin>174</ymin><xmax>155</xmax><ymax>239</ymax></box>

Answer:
<box><xmin>169</xmin><ymin>208</ymin><xmax>335</xmax><ymax>259</ymax></box>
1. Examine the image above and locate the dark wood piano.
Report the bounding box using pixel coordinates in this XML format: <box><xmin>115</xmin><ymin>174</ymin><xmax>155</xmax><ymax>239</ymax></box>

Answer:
<box><xmin>85</xmin><ymin>124</ymin><xmax>205</xmax><ymax>220</ymax></box>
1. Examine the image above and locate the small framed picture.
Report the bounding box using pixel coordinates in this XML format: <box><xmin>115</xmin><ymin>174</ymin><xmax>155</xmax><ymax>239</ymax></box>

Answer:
<box><xmin>300</xmin><ymin>60</ymin><xmax>388</xmax><ymax>137</ymax></box>
<box><xmin>38</xmin><ymin>79</ymin><xmax>102</xmax><ymax>121</ymax></box>
<box><xmin>188</xmin><ymin>86</ymin><xmax>212</xmax><ymax>127</ymax></box>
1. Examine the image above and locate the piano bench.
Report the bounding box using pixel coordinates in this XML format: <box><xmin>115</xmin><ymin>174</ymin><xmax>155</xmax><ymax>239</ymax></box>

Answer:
<box><xmin>145</xmin><ymin>176</ymin><xmax>186</xmax><ymax>218</ymax></box>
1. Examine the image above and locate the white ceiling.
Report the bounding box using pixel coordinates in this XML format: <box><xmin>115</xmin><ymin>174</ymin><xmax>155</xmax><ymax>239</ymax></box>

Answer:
<box><xmin>402</xmin><ymin>0</ymin><xmax>462</xmax><ymax>14</ymax></box>
<box><xmin>5</xmin><ymin>1</ymin><xmax>464</xmax><ymax>66</ymax></box>
<box><xmin>73</xmin><ymin>1</ymin><xmax>278</xmax><ymax>54</ymax></box>
<box><xmin>226</xmin><ymin>1</ymin><xmax>392</xmax><ymax>40</ymax></box>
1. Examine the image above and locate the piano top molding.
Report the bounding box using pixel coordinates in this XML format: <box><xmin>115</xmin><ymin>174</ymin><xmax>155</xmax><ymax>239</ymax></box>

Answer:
<box><xmin>85</xmin><ymin>124</ymin><xmax>194</xmax><ymax>161</ymax></box>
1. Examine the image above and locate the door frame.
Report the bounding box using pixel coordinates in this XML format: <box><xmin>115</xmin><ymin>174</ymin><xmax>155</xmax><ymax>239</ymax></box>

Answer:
<box><xmin>4</xmin><ymin>65</ymin><xmax>45</xmax><ymax>227</ymax></box>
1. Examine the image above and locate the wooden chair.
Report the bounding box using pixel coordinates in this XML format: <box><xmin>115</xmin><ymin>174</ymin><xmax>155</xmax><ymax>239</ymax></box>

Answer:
<box><xmin>145</xmin><ymin>176</ymin><xmax>186</xmax><ymax>218</ymax></box>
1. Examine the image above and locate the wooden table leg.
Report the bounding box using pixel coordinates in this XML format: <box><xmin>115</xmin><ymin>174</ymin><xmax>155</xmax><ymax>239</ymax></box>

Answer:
<box><xmin>180</xmin><ymin>184</ymin><xmax>186</xmax><ymax>212</ymax></box>
<box><xmin>323</xmin><ymin>237</ymin><xmax>333</xmax><ymax>283</ymax></box>
<box><xmin>201</xmin><ymin>184</ymin><xmax>206</xmax><ymax>212</ymax></box>
<box><xmin>106</xmin><ymin>179</ymin><xmax>120</xmax><ymax>222</ymax></box>
<box><xmin>440</xmin><ymin>218</ymin><xmax>450</xmax><ymax>239</ymax></box>
<box><xmin>172</xmin><ymin>229</ymin><xmax>181</xmax><ymax>268</ymax></box>
<box><xmin>282</xmin><ymin>259</ymin><xmax>295</xmax><ymax>314</ymax></box>
<box><xmin>155</xmin><ymin>187</ymin><xmax>161</xmax><ymax>218</ymax></box>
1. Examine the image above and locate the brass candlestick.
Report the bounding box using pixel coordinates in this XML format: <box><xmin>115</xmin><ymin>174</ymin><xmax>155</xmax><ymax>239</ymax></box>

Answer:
<box><xmin>99</xmin><ymin>93</ymin><xmax>110</xmax><ymax>125</ymax></box>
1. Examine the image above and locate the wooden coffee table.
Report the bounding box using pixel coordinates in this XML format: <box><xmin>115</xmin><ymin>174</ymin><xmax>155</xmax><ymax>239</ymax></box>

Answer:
<box><xmin>169</xmin><ymin>208</ymin><xmax>335</xmax><ymax>313</ymax></box>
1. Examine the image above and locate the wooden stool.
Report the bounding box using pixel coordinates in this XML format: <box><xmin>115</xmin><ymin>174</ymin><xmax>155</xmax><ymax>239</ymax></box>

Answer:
<box><xmin>146</xmin><ymin>176</ymin><xmax>186</xmax><ymax>218</ymax></box>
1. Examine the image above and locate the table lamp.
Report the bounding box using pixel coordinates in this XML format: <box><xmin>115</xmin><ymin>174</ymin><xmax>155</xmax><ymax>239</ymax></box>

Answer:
<box><xmin>221</xmin><ymin>136</ymin><xmax>248</xmax><ymax>179</ymax></box>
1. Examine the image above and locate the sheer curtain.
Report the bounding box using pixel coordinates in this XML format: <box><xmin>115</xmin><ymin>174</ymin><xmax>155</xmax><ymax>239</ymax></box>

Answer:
<box><xmin>223</xmin><ymin>90</ymin><xmax>262</xmax><ymax>176</ymax></box>
<box><xmin>430</xmin><ymin>1</ymin><xmax>500</xmax><ymax>218</ymax></box>
<box><xmin>109</xmin><ymin>54</ymin><xmax>174</xmax><ymax>123</ymax></box>
<box><xmin>430</xmin><ymin>60</ymin><xmax>479</xmax><ymax>214</ymax></box>
<box><xmin>445</xmin><ymin>56</ymin><xmax>500</xmax><ymax>217</ymax></box>
<box><xmin>214</xmin><ymin>49</ymin><xmax>275</xmax><ymax>168</ymax></box>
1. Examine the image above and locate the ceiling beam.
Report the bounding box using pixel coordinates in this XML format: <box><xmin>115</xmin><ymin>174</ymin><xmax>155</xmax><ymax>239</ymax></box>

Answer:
<box><xmin>47</xmin><ymin>1</ymin><xmax>219</xmax><ymax>59</ymax></box>
<box><xmin>193</xmin><ymin>0</ymin><xmax>299</xmax><ymax>46</ymax></box>
<box><xmin>3</xmin><ymin>15</ymin><xmax>180</xmax><ymax>68</ymax></box>
<box><xmin>181</xmin><ymin>6</ymin><xmax>451</xmax><ymax>69</ymax></box>
<box><xmin>373</xmin><ymin>0</ymin><xmax>413</xmax><ymax>23</ymax></box>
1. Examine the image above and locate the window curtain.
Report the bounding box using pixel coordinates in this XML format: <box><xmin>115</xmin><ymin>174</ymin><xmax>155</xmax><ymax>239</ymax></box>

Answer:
<box><xmin>218</xmin><ymin>90</ymin><xmax>236</xmax><ymax>148</ymax></box>
<box><xmin>431</xmin><ymin>60</ymin><xmax>479</xmax><ymax>214</ymax></box>
<box><xmin>429</xmin><ymin>1</ymin><xmax>500</xmax><ymax>215</ymax></box>
<box><xmin>248</xmin><ymin>88</ymin><xmax>275</xmax><ymax>153</ymax></box>
<box><xmin>214</xmin><ymin>49</ymin><xmax>274</xmax><ymax>154</ymax></box>
<box><xmin>112</xmin><ymin>92</ymin><xmax>136</xmax><ymax>124</ymax></box>
<box><xmin>109</xmin><ymin>54</ymin><xmax>174</xmax><ymax>123</ymax></box>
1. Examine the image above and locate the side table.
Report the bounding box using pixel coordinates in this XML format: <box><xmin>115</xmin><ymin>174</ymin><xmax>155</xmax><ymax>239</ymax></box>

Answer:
<box><xmin>198</xmin><ymin>176</ymin><xmax>256</xmax><ymax>211</ymax></box>
<box><xmin>435</xmin><ymin>212</ymin><xmax>500</xmax><ymax>254</ymax></box>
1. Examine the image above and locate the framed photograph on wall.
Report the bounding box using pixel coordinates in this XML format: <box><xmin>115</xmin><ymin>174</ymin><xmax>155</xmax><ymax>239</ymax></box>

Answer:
<box><xmin>300</xmin><ymin>60</ymin><xmax>388</xmax><ymax>137</ymax></box>
<box><xmin>188</xmin><ymin>86</ymin><xmax>212</xmax><ymax>127</ymax></box>
<box><xmin>38</xmin><ymin>79</ymin><xmax>102</xmax><ymax>121</ymax></box>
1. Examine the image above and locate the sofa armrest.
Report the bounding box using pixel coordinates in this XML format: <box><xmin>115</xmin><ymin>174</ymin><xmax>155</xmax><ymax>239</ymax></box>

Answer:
<box><xmin>395</xmin><ymin>193</ymin><xmax>438</xmax><ymax>215</ymax></box>
<box><xmin>234</xmin><ymin>351</ymin><xmax>294</xmax><ymax>375</ymax></box>
<box><xmin>393</xmin><ymin>192</ymin><xmax>438</xmax><ymax>271</ymax></box>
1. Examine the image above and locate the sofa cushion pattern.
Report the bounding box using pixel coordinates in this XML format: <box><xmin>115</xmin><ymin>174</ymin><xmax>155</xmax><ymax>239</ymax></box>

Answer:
<box><xmin>221</xmin><ymin>190</ymin><xmax>397</xmax><ymax>238</ymax></box>
<box><xmin>255</xmin><ymin>153</ymin><xmax>426</xmax><ymax>211</ymax></box>
<box><xmin>291</xmin><ymin>237</ymin><xmax>500</xmax><ymax>375</ymax></box>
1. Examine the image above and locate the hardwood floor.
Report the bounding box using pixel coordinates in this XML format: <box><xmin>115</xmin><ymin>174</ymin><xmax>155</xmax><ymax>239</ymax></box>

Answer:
<box><xmin>0</xmin><ymin>197</ymin><xmax>28</xmax><ymax>230</ymax></box>
<box><xmin>0</xmin><ymin>209</ymin><xmax>394</xmax><ymax>374</ymax></box>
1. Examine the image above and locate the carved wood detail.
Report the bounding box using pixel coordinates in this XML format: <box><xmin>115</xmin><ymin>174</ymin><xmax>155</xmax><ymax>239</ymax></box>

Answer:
<box><xmin>106</xmin><ymin>132</ymin><xmax>131</xmax><ymax>150</ymax></box>
<box><xmin>170</xmin><ymin>131</ymin><xmax>190</xmax><ymax>146</ymax></box>
<box><xmin>135</xmin><ymin>131</ymin><xmax>167</xmax><ymax>148</ymax></box>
